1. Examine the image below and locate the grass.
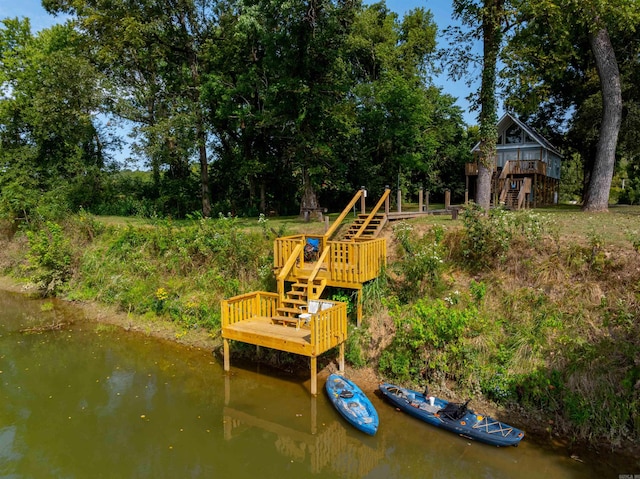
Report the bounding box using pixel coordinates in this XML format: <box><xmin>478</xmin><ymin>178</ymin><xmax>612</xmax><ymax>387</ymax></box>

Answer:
<box><xmin>536</xmin><ymin>204</ymin><xmax>640</xmax><ymax>247</ymax></box>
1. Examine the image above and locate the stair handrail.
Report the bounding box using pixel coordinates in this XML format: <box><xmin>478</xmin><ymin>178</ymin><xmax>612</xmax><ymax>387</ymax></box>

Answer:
<box><xmin>351</xmin><ymin>188</ymin><xmax>391</xmax><ymax>241</ymax></box>
<box><xmin>305</xmin><ymin>247</ymin><xmax>331</xmax><ymax>299</ymax></box>
<box><xmin>323</xmin><ymin>189</ymin><xmax>364</xmax><ymax>243</ymax></box>
<box><xmin>517</xmin><ymin>177</ymin><xmax>532</xmax><ymax>209</ymax></box>
<box><xmin>499</xmin><ymin>160</ymin><xmax>512</xmax><ymax>179</ymax></box>
<box><xmin>499</xmin><ymin>180</ymin><xmax>509</xmax><ymax>204</ymax></box>
<box><xmin>277</xmin><ymin>243</ymin><xmax>303</xmax><ymax>303</ymax></box>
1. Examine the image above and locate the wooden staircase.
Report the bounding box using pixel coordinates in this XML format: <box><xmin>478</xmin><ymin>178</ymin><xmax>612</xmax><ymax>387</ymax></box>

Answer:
<box><xmin>272</xmin><ymin>276</ymin><xmax>328</xmax><ymax>328</ymax></box>
<box><xmin>504</xmin><ymin>189</ymin><xmax>519</xmax><ymax>209</ymax></box>
<box><xmin>341</xmin><ymin>213</ymin><xmax>386</xmax><ymax>240</ymax></box>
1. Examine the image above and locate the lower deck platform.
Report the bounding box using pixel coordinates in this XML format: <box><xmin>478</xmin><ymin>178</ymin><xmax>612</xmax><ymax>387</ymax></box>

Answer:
<box><xmin>221</xmin><ymin>292</ymin><xmax>348</xmax><ymax>394</ymax></box>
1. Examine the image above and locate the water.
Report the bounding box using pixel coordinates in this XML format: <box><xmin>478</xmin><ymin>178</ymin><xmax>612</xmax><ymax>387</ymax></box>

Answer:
<box><xmin>0</xmin><ymin>290</ymin><xmax>636</xmax><ymax>478</ymax></box>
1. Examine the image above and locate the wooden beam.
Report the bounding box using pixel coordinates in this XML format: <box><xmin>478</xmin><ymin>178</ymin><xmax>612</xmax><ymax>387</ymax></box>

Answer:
<box><xmin>311</xmin><ymin>357</ymin><xmax>317</xmax><ymax>395</ymax></box>
<box><xmin>339</xmin><ymin>342</ymin><xmax>345</xmax><ymax>373</ymax></box>
<box><xmin>223</xmin><ymin>338</ymin><xmax>230</xmax><ymax>371</ymax></box>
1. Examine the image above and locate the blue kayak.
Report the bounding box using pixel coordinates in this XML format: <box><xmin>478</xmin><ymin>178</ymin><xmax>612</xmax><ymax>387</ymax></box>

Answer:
<box><xmin>379</xmin><ymin>383</ymin><xmax>524</xmax><ymax>447</ymax></box>
<box><xmin>325</xmin><ymin>374</ymin><xmax>379</xmax><ymax>436</ymax></box>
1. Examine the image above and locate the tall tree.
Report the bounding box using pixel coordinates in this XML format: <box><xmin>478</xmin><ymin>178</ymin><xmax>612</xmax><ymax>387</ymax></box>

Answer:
<box><xmin>345</xmin><ymin>4</ymin><xmax>465</xmax><ymax>198</ymax></box>
<box><xmin>447</xmin><ymin>0</ymin><xmax>512</xmax><ymax>210</ymax></box>
<box><xmin>504</xmin><ymin>0</ymin><xmax>640</xmax><ymax>211</ymax></box>
<box><xmin>45</xmin><ymin>0</ymin><xmax>216</xmax><ymax>217</ymax></box>
<box><xmin>0</xmin><ymin>18</ymin><xmax>106</xmax><ymax>221</ymax></box>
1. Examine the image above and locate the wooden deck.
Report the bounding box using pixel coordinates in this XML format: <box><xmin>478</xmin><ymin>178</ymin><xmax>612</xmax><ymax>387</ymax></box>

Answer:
<box><xmin>221</xmin><ymin>189</ymin><xmax>390</xmax><ymax>395</ymax></box>
<box><xmin>221</xmin><ymin>291</ymin><xmax>348</xmax><ymax>394</ymax></box>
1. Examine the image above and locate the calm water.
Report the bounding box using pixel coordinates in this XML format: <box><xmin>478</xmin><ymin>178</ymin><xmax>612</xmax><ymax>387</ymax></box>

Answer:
<box><xmin>0</xmin><ymin>290</ymin><xmax>636</xmax><ymax>479</ymax></box>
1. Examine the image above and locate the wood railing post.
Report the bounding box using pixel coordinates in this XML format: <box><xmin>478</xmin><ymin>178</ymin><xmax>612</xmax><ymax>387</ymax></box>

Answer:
<box><xmin>384</xmin><ymin>186</ymin><xmax>390</xmax><ymax>214</ymax></box>
<box><xmin>397</xmin><ymin>189</ymin><xmax>402</xmax><ymax>213</ymax></box>
<box><xmin>425</xmin><ymin>190</ymin><xmax>429</xmax><ymax>212</ymax></box>
<box><xmin>360</xmin><ymin>186</ymin><xmax>366</xmax><ymax>215</ymax></box>
<box><xmin>445</xmin><ymin>189</ymin><xmax>451</xmax><ymax>209</ymax></box>
<box><xmin>419</xmin><ymin>187</ymin><xmax>424</xmax><ymax>212</ymax></box>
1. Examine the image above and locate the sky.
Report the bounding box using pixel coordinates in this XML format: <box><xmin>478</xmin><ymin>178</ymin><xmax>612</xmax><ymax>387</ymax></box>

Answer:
<box><xmin>1</xmin><ymin>0</ymin><xmax>482</xmax><ymax>165</ymax></box>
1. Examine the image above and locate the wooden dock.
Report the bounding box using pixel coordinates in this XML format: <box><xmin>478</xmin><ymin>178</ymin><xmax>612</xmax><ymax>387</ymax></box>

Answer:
<box><xmin>221</xmin><ymin>189</ymin><xmax>389</xmax><ymax>395</ymax></box>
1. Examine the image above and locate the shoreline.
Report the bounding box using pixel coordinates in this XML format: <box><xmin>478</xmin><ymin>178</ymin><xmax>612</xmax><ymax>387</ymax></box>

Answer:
<box><xmin>1</xmin><ymin>276</ymin><xmax>638</xmax><ymax>465</ymax></box>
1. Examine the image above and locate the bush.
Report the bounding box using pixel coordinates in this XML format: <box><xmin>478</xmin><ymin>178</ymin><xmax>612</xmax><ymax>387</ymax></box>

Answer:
<box><xmin>379</xmin><ymin>298</ymin><xmax>478</xmax><ymax>383</ymax></box>
<box><xmin>391</xmin><ymin>222</ymin><xmax>446</xmax><ymax>301</ymax></box>
<box><xmin>459</xmin><ymin>202</ymin><xmax>549</xmax><ymax>269</ymax></box>
<box><xmin>25</xmin><ymin>221</ymin><xmax>72</xmax><ymax>296</ymax></box>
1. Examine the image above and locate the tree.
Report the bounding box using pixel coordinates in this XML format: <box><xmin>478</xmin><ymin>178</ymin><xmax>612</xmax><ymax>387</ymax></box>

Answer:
<box><xmin>0</xmin><ymin>18</ymin><xmax>107</xmax><ymax>222</ymax></box>
<box><xmin>345</xmin><ymin>4</ymin><xmax>468</xmax><ymax>200</ymax></box>
<box><xmin>447</xmin><ymin>0</ymin><xmax>513</xmax><ymax>210</ymax></box>
<box><xmin>504</xmin><ymin>0</ymin><xmax>640</xmax><ymax>211</ymax></box>
<box><xmin>45</xmin><ymin>0</ymin><xmax>216</xmax><ymax>217</ymax></box>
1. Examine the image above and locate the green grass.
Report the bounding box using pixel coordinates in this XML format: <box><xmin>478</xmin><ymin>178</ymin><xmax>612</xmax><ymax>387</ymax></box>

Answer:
<box><xmin>536</xmin><ymin>204</ymin><xmax>640</xmax><ymax>246</ymax></box>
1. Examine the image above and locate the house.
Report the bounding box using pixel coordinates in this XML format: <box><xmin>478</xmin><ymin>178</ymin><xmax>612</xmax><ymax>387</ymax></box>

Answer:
<box><xmin>466</xmin><ymin>113</ymin><xmax>562</xmax><ymax>209</ymax></box>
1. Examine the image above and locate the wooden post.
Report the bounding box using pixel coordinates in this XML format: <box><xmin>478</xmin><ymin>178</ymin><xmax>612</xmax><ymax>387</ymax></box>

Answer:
<box><xmin>465</xmin><ymin>175</ymin><xmax>469</xmax><ymax>204</ymax></box>
<box><xmin>425</xmin><ymin>190</ymin><xmax>429</xmax><ymax>212</ymax></box>
<box><xmin>385</xmin><ymin>186</ymin><xmax>390</xmax><ymax>214</ymax></box>
<box><xmin>223</xmin><ymin>338</ymin><xmax>230</xmax><ymax>371</ymax></box>
<box><xmin>445</xmin><ymin>189</ymin><xmax>451</xmax><ymax>209</ymax></box>
<box><xmin>311</xmin><ymin>356</ymin><xmax>318</xmax><ymax>395</ymax></box>
<box><xmin>324</xmin><ymin>215</ymin><xmax>329</xmax><ymax>232</ymax></box>
<box><xmin>397</xmin><ymin>189</ymin><xmax>402</xmax><ymax>213</ymax></box>
<box><xmin>338</xmin><ymin>343</ymin><xmax>345</xmax><ymax>374</ymax></box>
<box><xmin>419</xmin><ymin>187</ymin><xmax>424</xmax><ymax>212</ymax></box>
<box><xmin>356</xmin><ymin>288</ymin><xmax>362</xmax><ymax>328</ymax></box>
<box><xmin>360</xmin><ymin>186</ymin><xmax>366</xmax><ymax>214</ymax></box>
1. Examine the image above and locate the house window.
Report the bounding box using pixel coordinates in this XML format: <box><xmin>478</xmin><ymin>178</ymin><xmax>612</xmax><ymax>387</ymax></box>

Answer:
<box><xmin>524</xmin><ymin>132</ymin><xmax>536</xmax><ymax>143</ymax></box>
<box><xmin>505</xmin><ymin>124</ymin><xmax>523</xmax><ymax>144</ymax></box>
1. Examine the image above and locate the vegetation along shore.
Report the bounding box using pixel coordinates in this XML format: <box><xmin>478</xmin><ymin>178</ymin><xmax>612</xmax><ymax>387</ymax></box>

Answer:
<box><xmin>1</xmin><ymin>205</ymin><xmax>639</xmax><ymax>459</ymax></box>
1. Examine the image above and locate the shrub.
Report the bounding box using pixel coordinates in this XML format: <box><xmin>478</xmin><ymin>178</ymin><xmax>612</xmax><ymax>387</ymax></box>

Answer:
<box><xmin>379</xmin><ymin>298</ymin><xmax>478</xmax><ymax>383</ymax></box>
<box><xmin>391</xmin><ymin>221</ymin><xmax>446</xmax><ymax>301</ymax></box>
<box><xmin>25</xmin><ymin>221</ymin><xmax>72</xmax><ymax>296</ymax></box>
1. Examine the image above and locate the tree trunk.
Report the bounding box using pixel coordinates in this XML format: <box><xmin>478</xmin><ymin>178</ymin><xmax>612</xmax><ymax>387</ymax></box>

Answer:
<box><xmin>476</xmin><ymin>164</ymin><xmax>493</xmax><ymax>208</ymax></box>
<box><xmin>300</xmin><ymin>168</ymin><xmax>321</xmax><ymax>221</ymax></box>
<box><xmin>475</xmin><ymin>0</ymin><xmax>503</xmax><ymax>210</ymax></box>
<box><xmin>582</xmin><ymin>26</ymin><xmax>622</xmax><ymax>212</ymax></box>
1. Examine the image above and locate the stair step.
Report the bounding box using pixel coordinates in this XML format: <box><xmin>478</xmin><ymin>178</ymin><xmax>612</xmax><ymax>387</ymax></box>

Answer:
<box><xmin>271</xmin><ymin>315</ymin><xmax>302</xmax><ymax>328</ymax></box>
<box><xmin>283</xmin><ymin>298</ymin><xmax>306</xmax><ymax>306</ymax></box>
<box><xmin>287</xmin><ymin>291</ymin><xmax>307</xmax><ymax>298</ymax></box>
<box><xmin>277</xmin><ymin>306</ymin><xmax>304</xmax><ymax>315</ymax></box>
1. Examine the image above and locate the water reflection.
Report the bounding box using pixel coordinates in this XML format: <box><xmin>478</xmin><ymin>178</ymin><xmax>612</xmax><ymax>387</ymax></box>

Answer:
<box><xmin>222</xmin><ymin>373</ymin><xmax>385</xmax><ymax>478</ymax></box>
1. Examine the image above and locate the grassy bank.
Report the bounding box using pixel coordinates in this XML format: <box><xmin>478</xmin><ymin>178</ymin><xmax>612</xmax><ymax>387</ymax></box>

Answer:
<box><xmin>1</xmin><ymin>205</ymin><xmax>639</xmax><ymax>451</ymax></box>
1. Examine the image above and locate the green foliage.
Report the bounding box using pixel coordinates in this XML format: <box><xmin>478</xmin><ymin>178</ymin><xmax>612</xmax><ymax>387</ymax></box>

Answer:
<box><xmin>380</xmin><ymin>298</ymin><xmax>478</xmax><ymax>382</ymax></box>
<box><xmin>459</xmin><ymin>202</ymin><xmax>549</xmax><ymax>269</ymax></box>
<box><xmin>25</xmin><ymin>221</ymin><xmax>72</xmax><ymax>296</ymax></box>
<box><xmin>345</xmin><ymin>323</ymin><xmax>367</xmax><ymax>368</ymax></box>
<box><xmin>392</xmin><ymin>221</ymin><xmax>447</xmax><ymax>301</ymax></box>
<box><xmin>71</xmin><ymin>214</ymin><xmax>269</xmax><ymax>329</ymax></box>
<box><xmin>362</xmin><ymin>265</ymin><xmax>391</xmax><ymax>315</ymax></box>
<box><xmin>469</xmin><ymin>280</ymin><xmax>486</xmax><ymax>304</ymax></box>
<box><xmin>329</xmin><ymin>289</ymin><xmax>357</xmax><ymax>318</ymax></box>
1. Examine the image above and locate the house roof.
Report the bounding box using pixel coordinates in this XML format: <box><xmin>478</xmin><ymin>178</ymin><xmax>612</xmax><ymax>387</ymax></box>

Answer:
<box><xmin>472</xmin><ymin>113</ymin><xmax>563</xmax><ymax>157</ymax></box>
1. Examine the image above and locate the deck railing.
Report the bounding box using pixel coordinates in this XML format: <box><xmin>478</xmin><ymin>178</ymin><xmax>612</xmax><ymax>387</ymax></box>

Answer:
<box><xmin>274</xmin><ymin>236</ymin><xmax>386</xmax><ymax>285</ymax></box>
<box><xmin>221</xmin><ymin>291</ymin><xmax>279</xmax><ymax>327</ymax></box>
<box><xmin>221</xmin><ymin>293</ymin><xmax>347</xmax><ymax>354</ymax></box>
<box><xmin>467</xmin><ymin>159</ymin><xmax>547</xmax><ymax>176</ymax></box>
<box><xmin>309</xmin><ymin>301</ymin><xmax>347</xmax><ymax>354</ymax></box>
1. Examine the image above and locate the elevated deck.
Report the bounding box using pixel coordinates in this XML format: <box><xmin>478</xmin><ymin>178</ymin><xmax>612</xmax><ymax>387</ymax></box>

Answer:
<box><xmin>221</xmin><ymin>189</ymin><xmax>388</xmax><ymax>395</ymax></box>
<box><xmin>221</xmin><ymin>291</ymin><xmax>347</xmax><ymax>394</ymax></box>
